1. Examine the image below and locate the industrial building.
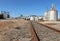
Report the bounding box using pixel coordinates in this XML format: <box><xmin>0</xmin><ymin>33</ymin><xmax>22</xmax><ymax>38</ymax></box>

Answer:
<box><xmin>29</xmin><ymin>4</ymin><xmax>58</xmax><ymax>21</ymax></box>
<box><xmin>0</xmin><ymin>11</ymin><xmax>10</xmax><ymax>19</ymax></box>
<box><xmin>43</xmin><ymin>4</ymin><xmax>58</xmax><ymax>21</ymax></box>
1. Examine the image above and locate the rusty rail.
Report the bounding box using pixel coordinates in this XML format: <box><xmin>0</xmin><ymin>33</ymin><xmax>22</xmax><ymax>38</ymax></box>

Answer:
<box><xmin>30</xmin><ymin>21</ymin><xmax>40</xmax><ymax>41</ymax></box>
<box><xmin>38</xmin><ymin>22</ymin><xmax>60</xmax><ymax>34</ymax></box>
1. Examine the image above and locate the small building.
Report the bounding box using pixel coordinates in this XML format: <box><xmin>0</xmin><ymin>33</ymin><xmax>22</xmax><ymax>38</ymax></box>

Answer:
<box><xmin>38</xmin><ymin>16</ymin><xmax>43</xmax><ymax>20</ymax></box>
<box><xmin>35</xmin><ymin>17</ymin><xmax>39</xmax><ymax>21</ymax></box>
<box><xmin>30</xmin><ymin>15</ymin><xmax>37</xmax><ymax>21</ymax></box>
<box><xmin>30</xmin><ymin>15</ymin><xmax>42</xmax><ymax>21</ymax></box>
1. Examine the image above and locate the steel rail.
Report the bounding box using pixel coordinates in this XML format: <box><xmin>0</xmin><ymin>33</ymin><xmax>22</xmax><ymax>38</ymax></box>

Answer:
<box><xmin>38</xmin><ymin>22</ymin><xmax>60</xmax><ymax>34</ymax></box>
<box><xmin>30</xmin><ymin>21</ymin><xmax>40</xmax><ymax>41</ymax></box>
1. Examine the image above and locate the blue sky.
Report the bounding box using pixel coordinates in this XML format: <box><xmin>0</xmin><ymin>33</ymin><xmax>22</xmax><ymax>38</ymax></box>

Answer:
<box><xmin>0</xmin><ymin>0</ymin><xmax>60</xmax><ymax>18</ymax></box>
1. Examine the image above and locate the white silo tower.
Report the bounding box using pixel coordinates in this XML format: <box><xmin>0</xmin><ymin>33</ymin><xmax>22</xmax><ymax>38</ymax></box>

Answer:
<box><xmin>48</xmin><ymin>4</ymin><xmax>58</xmax><ymax>21</ymax></box>
<box><xmin>43</xmin><ymin>11</ymin><xmax>48</xmax><ymax>20</ymax></box>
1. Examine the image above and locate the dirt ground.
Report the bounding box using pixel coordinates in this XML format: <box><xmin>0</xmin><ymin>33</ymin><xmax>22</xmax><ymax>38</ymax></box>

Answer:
<box><xmin>38</xmin><ymin>21</ymin><xmax>60</xmax><ymax>30</ymax></box>
<box><xmin>44</xmin><ymin>23</ymin><xmax>60</xmax><ymax>30</ymax></box>
<box><xmin>0</xmin><ymin>19</ymin><xmax>27</xmax><ymax>35</ymax></box>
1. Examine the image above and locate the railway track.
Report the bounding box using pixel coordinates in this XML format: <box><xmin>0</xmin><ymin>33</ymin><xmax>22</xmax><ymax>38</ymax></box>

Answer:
<box><xmin>30</xmin><ymin>21</ymin><xmax>40</xmax><ymax>41</ymax></box>
<box><xmin>30</xmin><ymin>21</ymin><xmax>60</xmax><ymax>41</ymax></box>
<box><xmin>38</xmin><ymin>23</ymin><xmax>60</xmax><ymax>34</ymax></box>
